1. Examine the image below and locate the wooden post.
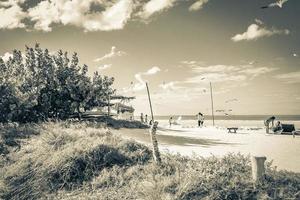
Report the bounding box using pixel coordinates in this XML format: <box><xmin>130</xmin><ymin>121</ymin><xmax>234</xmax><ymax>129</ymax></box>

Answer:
<box><xmin>251</xmin><ymin>156</ymin><xmax>266</xmax><ymax>182</ymax></box>
<box><xmin>149</xmin><ymin>121</ymin><xmax>161</xmax><ymax>164</ymax></box>
<box><xmin>210</xmin><ymin>82</ymin><xmax>215</xmax><ymax>126</ymax></box>
<box><xmin>146</xmin><ymin>83</ymin><xmax>161</xmax><ymax>164</ymax></box>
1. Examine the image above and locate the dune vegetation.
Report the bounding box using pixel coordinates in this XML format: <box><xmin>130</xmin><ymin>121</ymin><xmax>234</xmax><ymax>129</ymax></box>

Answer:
<box><xmin>1</xmin><ymin>121</ymin><xmax>300</xmax><ymax>200</ymax></box>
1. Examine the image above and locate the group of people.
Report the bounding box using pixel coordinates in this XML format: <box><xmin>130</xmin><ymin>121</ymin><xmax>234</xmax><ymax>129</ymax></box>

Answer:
<box><xmin>168</xmin><ymin>112</ymin><xmax>205</xmax><ymax>128</ymax></box>
<box><xmin>265</xmin><ymin>116</ymin><xmax>282</xmax><ymax>133</ymax></box>
<box><xmin>140</xmin><ymin>113</ymin><xmax>147</xmax><ymax>124</ymax></box>
<box><xmin>140</xmin><ymin>113</ymin><xmax>153</xmax><ymax>125</ymax></box>
<box><xmin>141</xmin><ymin>113</ymin><xmax>286</xmax><ymax>133</ymax></box>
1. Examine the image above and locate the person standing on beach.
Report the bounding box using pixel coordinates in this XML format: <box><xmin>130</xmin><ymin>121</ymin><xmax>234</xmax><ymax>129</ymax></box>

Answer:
<box><xmin>145</xmin><ymin>114</ymin><xmax>148</xmax><ymax>124</ymax></box>
<box><xmin>169</xmin><ymin>117</ymin><xmax>173</xmax><ymax>127</ymax></box>
<box><xmin>197</xmin><ymin>112</ymin><xmax>204</xmax><ymax>127</ymax></box>
<box><xmin>264</xmin><ymin>116</ymin><xmax>275</xmax><ymax>133</ymax></box>
<box><xmin>140</xmin><ymin>113</ymin><xmax>144</xmax><ymax>123</ymax></box>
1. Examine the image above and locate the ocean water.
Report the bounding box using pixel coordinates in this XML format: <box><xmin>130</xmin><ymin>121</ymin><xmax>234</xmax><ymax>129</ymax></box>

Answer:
<box><xmin>154</xmin><ymin>115</ymin><xmax>300</xmax><ymax>129</ymax></box>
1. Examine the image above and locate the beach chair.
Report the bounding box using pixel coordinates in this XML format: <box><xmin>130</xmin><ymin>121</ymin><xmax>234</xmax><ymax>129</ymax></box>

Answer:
<box><xmin>281</xmin><ymin>124</ymin><xmax>295</xmax><ymax>135</ymax></box>
<box><xmin>227</xmin><ymin>127</ymin><xmax>238</xmax><ymax>133</ymax></box>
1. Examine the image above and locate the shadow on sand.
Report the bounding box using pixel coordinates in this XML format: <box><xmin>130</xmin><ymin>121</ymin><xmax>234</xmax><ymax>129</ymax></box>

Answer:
<box><xmin>121</xmin><ymin>129</ymin><xmax>239</xmax><ymax>147</ymax></box>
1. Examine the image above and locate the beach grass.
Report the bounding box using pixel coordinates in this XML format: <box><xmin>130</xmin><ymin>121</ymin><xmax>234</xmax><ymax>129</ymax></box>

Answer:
<box><xmin>0</xmin><ymin>122</ymin><xmax>299</xmax><ymax>200</ymax></box>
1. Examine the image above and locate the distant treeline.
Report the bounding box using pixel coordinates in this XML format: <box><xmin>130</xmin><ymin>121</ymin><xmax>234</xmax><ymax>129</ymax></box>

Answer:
<box><xmin>0</xmin><ymin>44</ymin><xmax>122</xmax><ymax>123</ymax></box>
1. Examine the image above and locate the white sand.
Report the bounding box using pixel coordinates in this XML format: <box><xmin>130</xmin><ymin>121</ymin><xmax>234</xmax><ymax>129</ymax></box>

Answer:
<box><xmin>117</xmin><ymin>125</ymin><xmax>300</xmax><ymax>172</ymax></box>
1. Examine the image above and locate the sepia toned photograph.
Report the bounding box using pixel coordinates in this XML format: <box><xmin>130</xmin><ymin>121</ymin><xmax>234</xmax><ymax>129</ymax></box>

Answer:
<box><xmin>0</xmin><ymin>0</ymin><xmax>299</xmax><ymax>199</ymax></box>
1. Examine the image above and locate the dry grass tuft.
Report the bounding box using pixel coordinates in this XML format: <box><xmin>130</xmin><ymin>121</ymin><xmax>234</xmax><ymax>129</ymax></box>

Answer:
<box><xmin>0</xmin><ymin>122</ymin><xmax>151</xmax><ymax>199</ymax></box>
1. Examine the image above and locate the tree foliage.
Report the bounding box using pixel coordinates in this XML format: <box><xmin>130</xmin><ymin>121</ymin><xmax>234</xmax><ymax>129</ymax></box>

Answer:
<box><xmin>0</xmin><ymin>44</ymin><xmax>117</xmax><ymax>122</ymax></box>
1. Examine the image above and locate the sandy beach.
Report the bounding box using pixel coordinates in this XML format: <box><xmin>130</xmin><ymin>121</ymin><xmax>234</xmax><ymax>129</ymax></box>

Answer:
<box><xmin>117</xmin><ymin>125</ymin><xmax>300</xmax><ymax>172</ymax></box>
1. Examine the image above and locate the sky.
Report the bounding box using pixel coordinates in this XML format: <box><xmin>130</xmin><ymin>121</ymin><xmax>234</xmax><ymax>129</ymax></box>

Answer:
<box><xmin>0</xmin><ymin>0</ymin><xmax>300</xmax><ymax>116</ymax></box>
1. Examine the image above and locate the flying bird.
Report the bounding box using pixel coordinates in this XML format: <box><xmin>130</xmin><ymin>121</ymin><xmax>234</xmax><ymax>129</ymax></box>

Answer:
<box><xmin>249</xmin><ymin>61</ymin><xmax>258</xmax><ymax>65</ymax></box>
<box><xmin>261</xmin><ymin>0</ymin><xmax>289</xmax><ymax>9</ymax></box>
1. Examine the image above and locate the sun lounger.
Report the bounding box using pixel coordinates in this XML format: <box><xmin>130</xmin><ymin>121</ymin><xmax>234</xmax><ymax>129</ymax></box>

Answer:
<box><xmin>281</xmin><ymin>124</ymin><xmax>296</xmax><ymax>135</ymax></box>
<box><xmin>227</xmin><ymin>127</ymin><xmax>238</xmax><ymax>133</ymax></box>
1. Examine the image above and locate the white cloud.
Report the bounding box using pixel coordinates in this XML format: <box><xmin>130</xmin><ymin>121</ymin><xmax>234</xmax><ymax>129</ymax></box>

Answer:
<box><xmin>83</xmin><ymin>0</ymin><xmax>134</xmax><ymax>31</ymax></box>
<box><xmin>94</xmin><ymin>46</ymin><xmax>126</xmax><ymax>62</ymax></box>
<box><xmin>98</xmin><ymin>64</ymin><xmax>112</xmax><ymax>70</ymax></box>
<box><xmin>189</xmin><ymin>0</ymin><xmax>209</xmax><ymax>11</ymax></box>
<box><xmin>145</xmin><ymin>66</ymin><xmax>161</xmax><ymax>75</ymax></box>
<box><xmin>138</xmin><ymin>0</ymin><xmax>176</xmax><ymax>19</ymax></box>
<box><xmin>181</xmin><ymin>60</ymin><xmax>197</xmax><ymax>65</ymax></box>
<box><xmin>239</xmin><ymin>67</ymin><xmax>277</xmax><ymax>78</ymax></box>
<box><xmin>0</xmin><ymin>52</ymin><xmax>13</xmax><ymax>62</ymax></box>
<box><xmin>123</xmin><ymin>66</ymin><xmax>161</xmax><ymax>92</ymax></box>
<box><xmin>254</xmin><ymin>18</ymin><xmax>263</xmax><ymax>25</ymax></box>
<box><xmin>27</xmin><ymin>0</ymin><xmax>134</xmax><ymax>32</ymax></box>
<box><xmin>231</xmin><ymin>21</ymin><xmax>290</xmax><ymax>42</ymax></box>
<box><xmin>0</xmin><ymin>0</ymin><xmax>26</xmax><ymax>29</ymax></box>
<box><xmin>28</xmin><ymin>0</ymin><xmax>61</xmax><ymax>32</ymax></box>
<box><xmin>159</xmin><ymin>81</ymin><xmax>178</xmax><ymax>90</ymax></box>
<box><xmin>191</xmin><ymin>65</ymin><xmax>241</xmax><ymax>73</ymax></box>
<box><xmin>1</xmin><ymin>0</ymin><xmax>199</xmax><ymax>32</ymax></box>
<box><xmin>182</xmin><ymin>63</ymin><xmax>277</xmax><ymax>83</ymax></box>
<box><xmin>186</xmin><ymin>73</ymin><xmax>247</xmax><ymax>83</ymax></box>
<box><xmin>274</xmin><ymin>71</ymin><xmax>300</xmax><ymax>84</ymax></box>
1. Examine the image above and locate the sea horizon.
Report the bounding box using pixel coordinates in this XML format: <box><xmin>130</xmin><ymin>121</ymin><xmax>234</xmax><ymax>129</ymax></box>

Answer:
<box><xmin>152</xmin><ymin>114</ymin><xmax>300</xmax><ymax>121</ymax></box>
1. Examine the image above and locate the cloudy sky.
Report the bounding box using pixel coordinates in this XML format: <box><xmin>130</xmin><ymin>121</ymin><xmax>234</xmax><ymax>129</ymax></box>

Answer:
<box><xmin>1</xmin><ymin>0</ymin><xmax>300</xmax><ymax>116</ymax></box>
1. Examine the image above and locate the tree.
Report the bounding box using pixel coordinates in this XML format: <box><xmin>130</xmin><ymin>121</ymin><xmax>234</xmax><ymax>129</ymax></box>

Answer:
<box><xmin>0</xmin><ymin>44</ymin><xmax>120</xmax><ymax>122</ymax></box>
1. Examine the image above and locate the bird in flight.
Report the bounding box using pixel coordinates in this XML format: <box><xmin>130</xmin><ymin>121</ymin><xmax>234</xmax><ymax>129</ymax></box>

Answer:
<box><xmin>261</xmin><ymin>0</ymin><xmax>289</xmax><ymax>9</ymax></box>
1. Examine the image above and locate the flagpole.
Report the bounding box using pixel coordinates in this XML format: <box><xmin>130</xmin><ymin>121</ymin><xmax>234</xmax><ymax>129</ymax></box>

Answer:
<box><xmin>145</xmin><ymin>82</ymin><xmax>161</xmax><ymax>164</ymax></box>
<box><xmin>146</xmin><ymin>82</ymin><xmax>154</xmax><ymax>121</ymax></box>
<box><xmin>210</xmin><ymin>82</ymin><xmax>215</xmax><ymax>126</ymax></box>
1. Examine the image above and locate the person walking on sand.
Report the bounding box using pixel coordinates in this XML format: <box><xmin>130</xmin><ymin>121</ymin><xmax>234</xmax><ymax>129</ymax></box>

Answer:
<box><xmin>140</xmin><ymin>113</ymin><xmax>144</xmax><ymax>123</ymax></box>
<box><xmin>197</xmin><ymin>112</ymin><xmax>204</xmax><ymax>127</ymax></box>
<box><xmin>264</xmin><ymin>116</ymin><xmax>275</xmax><ymax>133</ymax></box>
